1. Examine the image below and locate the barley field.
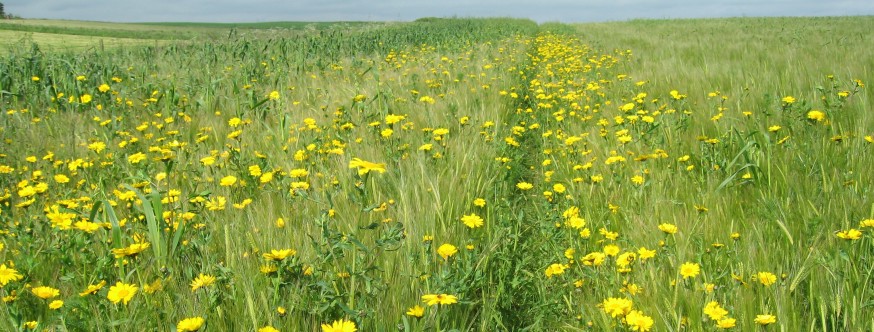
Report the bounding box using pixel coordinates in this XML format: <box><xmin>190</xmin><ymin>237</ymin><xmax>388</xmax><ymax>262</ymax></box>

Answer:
<box><xmin>0</xmin><ymin>16</ymin><xmax>872</xmax><ymax>332</ymax></box>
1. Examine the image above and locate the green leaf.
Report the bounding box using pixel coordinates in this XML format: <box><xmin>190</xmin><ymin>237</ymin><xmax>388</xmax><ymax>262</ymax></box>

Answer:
<box><xmin>359</xmin><ymin>222</ymin><xmax>380</xmax><ymax>230</ymax></box>
<box><xmin>125</xmin><ymin>185</ymin><xmax>165</xmax><ymax>264</ymax></box>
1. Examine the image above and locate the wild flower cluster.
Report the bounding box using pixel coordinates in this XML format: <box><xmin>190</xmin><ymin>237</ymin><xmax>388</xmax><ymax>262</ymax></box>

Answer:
<box><xmin>0</xmin><ymin>18</ymin><xmax>871</xmax><ymax>331</ymax></box>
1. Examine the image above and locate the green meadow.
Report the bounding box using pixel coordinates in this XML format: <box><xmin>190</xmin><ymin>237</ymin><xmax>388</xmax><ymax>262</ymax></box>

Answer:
<box><xmin>0</xmin><ymin>16</ymin><xmax>872</xmax><ymax>331</ymax></box>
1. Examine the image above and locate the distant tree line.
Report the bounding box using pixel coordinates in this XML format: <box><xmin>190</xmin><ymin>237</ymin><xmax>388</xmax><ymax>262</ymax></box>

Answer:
<box><xmin>0</xmin><ymin>2</ymin><xmax>20</xmax><ymax>19</ymax></box>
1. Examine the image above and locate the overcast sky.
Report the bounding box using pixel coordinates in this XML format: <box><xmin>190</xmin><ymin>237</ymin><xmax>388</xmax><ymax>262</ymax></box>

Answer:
<box><xmin>4</xmin><ymin>0</ymin><xmax>873</xmax><ymax>23</ymax></box>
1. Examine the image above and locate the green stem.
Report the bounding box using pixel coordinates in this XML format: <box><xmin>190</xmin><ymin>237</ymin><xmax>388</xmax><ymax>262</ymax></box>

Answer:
<box><xmin>349</xmin><ymin>250</ymin><xmax>357</xmax><ymax>310</ymax></box>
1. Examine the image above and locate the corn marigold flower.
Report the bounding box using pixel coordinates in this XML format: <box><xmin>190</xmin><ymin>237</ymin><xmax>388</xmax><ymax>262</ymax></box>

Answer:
<box><xmin>248</xmin><ymin>165</ymin><xmax>262</xmax><ymax>177</ymax></box>
<box><xmin>31</xmin><ymin>286</ymin><xmax>60</xmax><ymax>299</ymax></box>
<box><xmin>544</xmin><ymin>263</ymin><xmax>568</xmax><ymax>278</ymax></box>
<box><xmin>385</xmin><ymin>114</ymin><xmax>405</xmax><ymax>124</ymax></box>
<box><xmin>45</xmin><ymin>205</ymin><xmax>76</xmax><ymax>230</ymax></box>
<box><xmin>516</xmin><ymin>182</ymin><xmax>534</xmax><ymax>190</ymax></box>
<box><xmin>321</xmin><ymin>318</ymin><xmax>357</xmax><ymax>332</ymax></box>
<box><xmin>406</xmin><ymin>305</ymin><xmax>425</xmax><ymax>317</ymax></box>
<box><xmin>716</xmin><ymin>317</ymin><xmax>737</xmax><ymax>328</ymax></box>
<box><xmin>111</xmin><ymin>242</ymin><xmax>151</xmax><ymax>258</ymax></box>
<box><xmin>703</xmin><ymin>301</ymin><xmax>729</xmax><ymax>321</ymax></box>
<box><xmin>263</xmin><ymin>249</ymin><xmax>296</xmax><ymax>261</ymax></box>
<box><xmin>461</xmin><ymin>213</ymin><xmax>484</xmax><ymax>229</ymax></box>
<box><xmin>836</xmin><ymin>229</ymin><xmax>862</xmax><ymax>240</ymax></box>
<box><xmin>473</xmin><ymin>198</ymin><xmax>486</xmax><ymax>207</ymax></box>
<box><xmin>703</xmin><ymin>283</ymin><xmax>716</xmax><ymax>293</ymax></box>
<box><xmin>807</xmin><ymin>110</ymin><xmax>825</xmax><ymax>121</ymax></box>
<box><xmin>432</xmin><ymin>128</ymin><xmax>449</xmax><ymax>138</ymax></box>
<box><xmin>348</xmin><ymin>158</ymin><xmax>386</xmax><ymax>176</ymax></box>
<box><xmin>205</xmin><ymin>196</ymin><xmax>227</xmax><ymax>211</ymax></box>
<box><xmin>601</xmin><ymin>297</ymin><xmax>633</xmax><ymax>318</ymax></box>
<box><xmin>227</xmin><ymin>130</ymin><xmax>243</xmax><ymax>140</ymax></box>
<box><xmin>754</xmin><ymin>314</ymin><xmax>776</xmax><ymax>325</ymax></box>
<box><xmin>604</xmin><ymin>155</ymin><xmax>626</xmax><ymax>165</ymax></box>
<box><xmin>603</xmin><ymin>244</ymin><xmax>621</xmax><ymax>257</ymax></box>
<box><xmin>190</xmin><ymin>274</ymin><xmax>217</xmax><ymax>292</ymax></box>
<box><xmin>0</xmin><ymin>264</ymin><xmax>24</xmax><ymax>286</ymax></box>
<box><xmin>127</xmin><ymin>152</ymin><xmax>147</xmax><ymax>164</ymax></box>
<box><xmin>47</xmin><ymin>299</ymin><xmax>64</xmax><ymax>310</ymax></box>
<box><xmin>200</xmin><ymin>156</ymin><xmax>216</xmax><ymax>166</ymax></box>
<box><xmin>581</xmin><ymin>252</ymin><xmax>606</xmax><ymax>266</ymax></box>
<box><xmin>680</xmin><ymin>262</ymin><xmax>701</xmax><ymax>279</ymax></box>
<box><xmin>566</xmin><ymin>216</ymin><xmax>586</xmax><ymax>229</ymax></box>
<box><xmin>637</xmin><ymin>247</ymin><xmax>656</xmax><ymax>261</ymax></box>
<box><xmin>289</xmin><ymin>168</ymin><xmax>309</xmax><ymax>178</ymax></box>
<box><xmin>17</xmin><ymin>186</ymin><xmax>36</xmax><ymax>199</ymax></box>
<box><xmin>54</xmin><ymin>174</ymin><xmax>70</xmax><ymax>183</ymax></box>
<box><xmin>616</xmin><ymin>252</ymin><xmax>636</xmax><ymax>269</ymax></box>
<box><xmin>107</xmin><ymin>282</ymin><xmax>137</xmax><ymax>305</ymax></box>
<box><xmin>258</xmin><ymin>326</ymin><xmax>280</xmax><ymax>332</ymax></box>
<box><xmin>563</xmin><ymin>206</ymin><xmax>580</xmax><ymax>219</ymax></box>
<box><xmin>260</xmin><ymin>172</ymin><xmax>275</xmax><ymax>183</ymax></box>
<box><xmin>177</xmin><ymin>317</ymin><xmax>205</xmax><ymax>332</ymax></box>
<box><xmin>219</xmin><ymin>175</ymin><xmax>237</xmax><ymax>187</ymax></box>
<box><xmin>757</xmin><ymin>272</ymin><xmax>777</xmax><ymax>286</ymax></box>
<box><xmin>260</xmin><ymin>264</ymin><xmax>278</xmax><ymax>275</ymax></box>
<box><xmin>658</xmin><ymin>223</ymin><xmax>678</xmax><ymax>234</ymax></box>
<box><xmin>421</xmin><ymin>293</ymin><xmax>458</xmax><ymax>306</ymax></box>
<box><xmin>437</xmin><ymin>244</ymin><xmax>457</xmax><ymax>260</ymax></box>
<box><xmin>88</xmin><ymin>141</ymin><xmax>106</xmax><ymax>153</ymax></box>
<box><xmin>233</xmin><ymin>198</ymin><xmax>253</xmax><ymax>209</ymax></box>
<box><xmin>624</xmin><ymin>310</ymin><xmax>654</xmax><ymax>332</ymax></box>
<box><xmin>79</xmin><ymin>280</ymin><xmax>107</xmax><ymax>296</ymax></box>
<box><xmin>622</xmin><ymin>283</ymin><xmax>641</xmax><ymax>295</ymax></box>
<box><xmin>74</xmin><ymin>220</ymin><xmax>101</xmax><ymax>233</ymax></box>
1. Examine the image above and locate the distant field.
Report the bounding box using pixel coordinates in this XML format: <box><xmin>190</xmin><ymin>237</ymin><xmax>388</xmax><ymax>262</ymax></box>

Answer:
<box><xmin>1</xmin><ymin>19</ymin><xmax>204</xmax><ymax>31</ymax></box>
<box><xmin>0</xmin><ymin>19</ymin><xmax>205</xmax><ymax>40</ymax></box>
<box><xmin>0</xmin><ymin>30</ymin><xmax>165</xmax><ymax>52</ymax></box>
<box><xmin>0</xmin><ymin>19</ymin><xmax>382</xmax><ymax>52</ymax></box>
<box><xmin>137</xmin><ymin>21</ymin><xmax>378</xmax><ymax>30</ymax></box>
<box><xmin>577</xmin><ymin>16</ymin><xmax>874</xmax><ymax>102</ymax></box>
